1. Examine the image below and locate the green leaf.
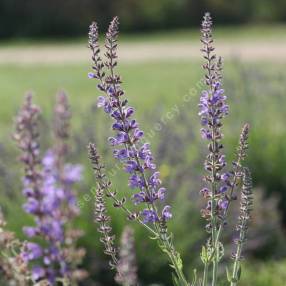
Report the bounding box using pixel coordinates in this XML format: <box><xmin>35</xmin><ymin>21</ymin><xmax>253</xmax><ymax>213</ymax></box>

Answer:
<box><xmin>200</xmin><ymin>246</ymin><xmax>207</xmax><ymax>264</ymax></box>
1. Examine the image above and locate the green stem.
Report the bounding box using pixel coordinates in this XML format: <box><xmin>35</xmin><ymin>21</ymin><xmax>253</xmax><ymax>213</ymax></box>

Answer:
<box><xmin>230</xmin><ymin>222</ymin><xmax>246</xmax><ymax>286</ymax></box>
<box><xmin>211</xmin><ymin>126</ymin><xmax>218</xmax><ymax>286</ymax></box>
<box><xmin>202</xmin><ymin>263</ymin><xmax>209</xmax><ymax>286</ymax></box>
<box><xmin>158</xmin><ymin>231</ymin><xmax>189</xmax><ymax>286</ymax></box>
<box><xmin>212</xmin><ymin>258</ymin><xmax>218</xmax><ymax>286</ymax></box>
<box><xmin>230</xmin><ymin>241</ymin><xmax>242</xmax><ymax>286</ymax></box>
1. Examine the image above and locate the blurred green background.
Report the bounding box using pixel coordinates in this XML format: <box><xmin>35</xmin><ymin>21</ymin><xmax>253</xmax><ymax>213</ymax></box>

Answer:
<box><xmin>1</xmin><ymin>1</ymin><xmax>286</xmax><ymax>286</ymax></box>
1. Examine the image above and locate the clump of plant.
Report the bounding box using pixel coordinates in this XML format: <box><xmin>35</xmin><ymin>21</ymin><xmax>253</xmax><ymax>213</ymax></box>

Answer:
<box><xmin>11</xmin><ymin>92</ymin><xmax>87</xmax><ymax>285</ymax></box>
<box><xmin>87</xmin><ymin>12</ymin><xmax>253</xmax><ymax>286</ymax></box>
<box><xmin>0</xmin><ymin>12</ymin><xmax>254</xmax><ymax>286</ymax></box>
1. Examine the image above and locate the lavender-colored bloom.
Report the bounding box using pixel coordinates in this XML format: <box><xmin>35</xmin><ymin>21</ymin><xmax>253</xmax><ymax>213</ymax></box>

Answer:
<box><xmin>141</xmin><ymin>209</ymin><xmax>158</xmax><ymax>223</ymax></box>
<box><xmin>23</xmin><ymin>226</ymin><xmax>38</xmax><ymax>238</ymax></box>
<box><xmin>124</xmin><ymin>160</ymin><xmax>139</xmax><ymax>173</ymax></box>
<box><xmin>218</xmin><ymin>199</ymin><xmax>228</xmax><ymax>210</ymax></box>
<box><xmin>219</xmin><ymin>185</ymin><xmax>228</xmax><ymax>194</ymax></box>
<box><xmin>149</xmin><ymin>172</ymin><xmax>161</xmax><ymax>188</ymax></box>
<box><xmin>23</xmin><ymin>198</ymin><xmax>40</xmax><ymax>214</ymax></box>
<box><xmin>132</xmin><ymin>192</ymin><xmax>146</xmax><ymax>205</ymax></box>
<box><xmin>31</xmin><ymin>266</ymin><xmax>45</xmax><ymax>281</ymax></box>
<box><xmin>14</xmin><ymin>94</ymin><xmax>85</xmax><ymax>284</ymax></box>
<box><xmin>157</xmin><ymin>187</ymin><xmax>166</xmax><ymax>200</ymax></box>
<box><xmin>114</xmin><ymin>149</ymin><xmax>128</xmax><ymax>160</ymax></box>
<box><xmin>199</xmin><ymin>13</ymin><xmax>230</xmax><ymax>228</ymax></box>
<box><xmin>128</xmin><ymin>174</ymin><xmax>144</xmax><ymax>189</ymax></box>
<box><xmin>162</xmin><ymin>206</ymin><xmax>172</xmax><ymax>221</ymax></box>
<box><xmin>22</xmin><ymin>243</ymin><xmax>43</xmax><ymax>262</ymax></box>
<box><xmin>88</xmin><ymin>17</ymin><xmax>170</xmax><ymax>224</ymax></box>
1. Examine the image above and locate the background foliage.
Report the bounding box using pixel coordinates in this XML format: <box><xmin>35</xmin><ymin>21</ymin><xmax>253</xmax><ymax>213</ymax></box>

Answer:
<box><xmin>1</xmin><ymin>0</ymin><xmax>286</xmax><ymax>38</ymax></box>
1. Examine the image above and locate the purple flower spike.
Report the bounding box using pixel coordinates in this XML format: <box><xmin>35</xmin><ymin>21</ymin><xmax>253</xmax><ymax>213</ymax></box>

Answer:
<box><xmin>14</xmin><ymin>94</ymin><xmax>86</xmax><ymax>284</ymax></box>
<box><xmin>88</xmin><ymin>16</ymin><xmax>171</xmax><ymax>227</ymax></box>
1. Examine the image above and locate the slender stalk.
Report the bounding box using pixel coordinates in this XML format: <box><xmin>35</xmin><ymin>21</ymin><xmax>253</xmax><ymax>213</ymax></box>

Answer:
<box><xmin>230</xmin><ymin>168</ymin><xmax>253</xmax><ymax>286</ymax></box>
<box><xmin>230</xmin><ymin>239</ymin><xmax>243</xmax><ymax>286</ymax></box>
<box><xmin>202</xmin><ymin>263</ymin><xmax>209</xmax><ymax>286</ymax></box>
<box><xmin>93</xmin><ymin>19</ymin><xmax>189</xmax><ymax>285</ymax></box>
<box><xmin>214</xmin><ymin>124</ymin><xmax>250</xmax><ymax>252</ymax></box>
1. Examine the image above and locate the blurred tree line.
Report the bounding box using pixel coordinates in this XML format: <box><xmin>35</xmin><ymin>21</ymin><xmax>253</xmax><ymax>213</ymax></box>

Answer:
<box><xmin>0</xmin><ymin>0</ymin><xmax>286</xmax><ymax>39</ymax></box>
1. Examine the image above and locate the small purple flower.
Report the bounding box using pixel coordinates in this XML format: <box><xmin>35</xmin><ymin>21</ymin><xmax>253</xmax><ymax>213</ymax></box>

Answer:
<box><xmin>124</xmin><ymin>107</ymin><xmax>134</xmax><ymax>118</ymax></box>
<box><xmin>221</xmin><ymin>172</ymin><xmax>231</xmax><ymax>182</ymax></box>
<box><xmin>134</xmin><ymin>128</ymin><xmax>144</xmax><ymax>140</ymax></box>
<box><xmin>149</xmin><ymin>172</ymin><xmax>161</xmax><ymax>188</ymax></box>
<box><xmin>200</xmin><ymin>128</ymin><xmax>212</xmax><ymax>140</ymax></box>
<box><xmin>32</xmin><ymin>266</ymin><xmax>46</xmax><ymax>281</ymax></box>
<box><xmin>112</xmin><ymin>122</ymin><xmax>123</xmax><ymax>130</ymax></box>
<box><xmin>138</xmin><ymin>143</ymin><xmax>152</xmax><ymax>160</ymax></box>
<box><xmin>114</xmin><ymin>149</ymin><xmax>128</xmax><ymax>160</ymax></box>
<box><xmin>219</xmin><ymin>185</ymin><xmax>228</xmax><ymax>193</ymax></box>
<box><xmin>128</xmin><ymin>174</ymin><xmax>144</xmax><ymax>189</ymax></box>
<box><xmin>23</xmin><ymin>188</ymin><xmax>33</xmax><ymax>197</ymax></box>
<box><xmin>144</xmin><ymin>156</ymin><xmax>156</xmax><ymax>170</ymax></box>
<box><xmin>23</xmin><ymin>198</ymin><xmax>40</xmax><ymax>214</ymax></box>
<box><xmin>97</xmin><ymin>96</ymin><xmax>112</xmax><ymax>113</ymax></box>
<box><xmin>125</xmin><ymin>160</ymin><xmax>138</xmax><ymax>173</ymax></box>
<box><xmin>23</xmin><ymin>226</ymin><xmax>38</xmax><ymax>238</ymax></box>
<box><xmin>162</xmin><ymin>206</ymin><xmax>172</xmax><ymax>221</ymax></box>
<box><xmin>218</xmin><ymin>199</ymin><xmax>228</xmax><ymax>210</ymax></box>
<box><xmin>23</xmin><ymin>243</ymin><xmax>43</xmax><ymax>262</ymax></box>
<box><xmin>157</xmin><ymin>187</ymin><xmax>166</xmax><ymax>200</ymax></box>
<box><xmin>88</xmin><ymin>72</ymin><xmax>96</xmax><ymax>79</ymax></box>
<box><xmin>132</xmin><ymin>192</ymin><xmax>146</xmax><ymax>205</ymax></box>
<box><xmin>141</xmin><ymin>209</ymin><xmax>158</xmax><ymax>223</ymax></box>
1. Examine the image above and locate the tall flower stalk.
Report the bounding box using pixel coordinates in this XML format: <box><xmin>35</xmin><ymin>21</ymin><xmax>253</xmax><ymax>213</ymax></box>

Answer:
<box><xmin>89</xmin><ymin>143</ymin><xmax>119</xmax><ymax>269</ymax></box>
<box><xmin>87</xmin><ymin>19</ymin><xmax>189</xmax><ymax>285</ymax></box>
<box><xmin>230</xmin><ymin>168</ymin><xmax>253</xmax><ymax>286</ymax></box>
<box><xmin>199</xmin><ymin>12</ymin><xmax>229</xmax><ymax>286</ymax></box>
<box><xmin>13</xmin><ymin>94</ymin><xmax>58</xmax><ymax>283</ymax></box>
<box><xmin>14</xmin><ymin>94</ymin><xmax>85</xmax><ymax>285</ymax></box>
<box><xmin>199</xmin><ymin>13</ymin><xmax>252</xmax><ymax>286</ymax></box>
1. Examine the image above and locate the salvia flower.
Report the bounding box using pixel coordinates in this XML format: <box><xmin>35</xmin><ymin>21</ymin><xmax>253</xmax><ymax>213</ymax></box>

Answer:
<box><xmin>199</xmin><ymin>13</ymin><xmax>251</xmax><ymax>286</ymax></box>
<box><xmin>88</xmin><ymin>17</ymin><xmax>171</xmax><ymax>225</ymax></box>
<box><xmin>14</xmin><ymin>94</ymin><xmax>85</xmax><ymax>284</ymax></box>
<box><xmin>199</xmin><ymin>12</ymin><xmax>229</xmax><ymax>234</ymax></box>
<box><xmin>115</xmin><ymin>226</ymin><xmax>138</xmax><ymax>286</ymax></box>
<box><xmin>87</xmin><ymin>19</ymin><xmax>189</xmax><ymax>286</ymax></box>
